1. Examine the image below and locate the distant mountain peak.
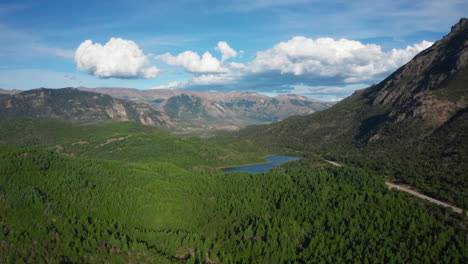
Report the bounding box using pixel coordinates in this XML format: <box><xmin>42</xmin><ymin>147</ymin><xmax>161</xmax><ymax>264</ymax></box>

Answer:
<box><xmin>451</xmin><ymin>17</ymin><xmax>468</xmax><ymax>33</ymax></box>
<box><xmin>366</xmin><ymin>17</ymin><xmax>467</xmax><ymax>126</ymax></box>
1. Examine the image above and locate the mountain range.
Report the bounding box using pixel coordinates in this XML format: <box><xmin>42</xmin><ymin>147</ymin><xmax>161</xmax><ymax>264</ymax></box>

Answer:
<box><xmin>0</xmin><ymin>87</ymin><xmax>332</xmax><ymax>136</ymax></box>
<box><xmin>77</xmin><ymin>87</ymin><xmax>333</xmax><ymax>135</ymax></box>
<box><xmin>236</xmin><ymin>18</ymin><xmax>468</xmax><ymax>208</ymax></box>
<box><xmin>0</xmin><ymin>88</ymin><xmax>173</xmax><ymax>127</ymax></box>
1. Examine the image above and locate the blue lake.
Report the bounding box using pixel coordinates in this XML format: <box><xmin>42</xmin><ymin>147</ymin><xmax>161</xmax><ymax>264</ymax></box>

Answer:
<box><xmin>222</xmin><ymin>155</ymin><xmax>303</xmax><ymax>174</ymax></box>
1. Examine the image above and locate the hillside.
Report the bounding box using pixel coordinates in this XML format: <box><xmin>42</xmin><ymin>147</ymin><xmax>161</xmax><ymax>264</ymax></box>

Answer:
<box><xmin>77</xmin><ymin>87</ymin><xmax>333</xmax><ymax>135</ymax></box>
<box><xmin>0</xmin><ymin>119</ymin><xmax>465</xmax><ymax>263</ymax></box>
<box><xmin>0</xmin><ymin>88</ymin><xmax>173</xmax><ymax>128</ymax></box>
<box><xmin>236</xmin><ymin>18</ymin><xmax>468</xmax><ymax>208</ymax></box>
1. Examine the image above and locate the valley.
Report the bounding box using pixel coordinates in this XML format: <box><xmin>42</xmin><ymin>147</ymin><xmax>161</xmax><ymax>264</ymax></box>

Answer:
<box><xmin>0</xmin><ymin>119</ymin><xmax>466</xmax><ymax>263</ymax></box>
<box><xmin>0</xmin><ymin>9</ymin><xmax>466</xmax><ymax>264</ymax></box>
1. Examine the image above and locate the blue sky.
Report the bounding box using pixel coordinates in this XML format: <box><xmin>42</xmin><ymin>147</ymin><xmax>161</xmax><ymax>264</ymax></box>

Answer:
<box><xmin>0</xmin><ymin>0</ymin><xmax>466</xmax><ymax>101</ymax></box>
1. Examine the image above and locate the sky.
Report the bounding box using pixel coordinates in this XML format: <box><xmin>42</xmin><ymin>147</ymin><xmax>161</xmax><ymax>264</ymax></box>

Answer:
<box><xmin>0</xmin><ymin>0</ymin><xmax>466</xmax><ymax>101</ymax></box>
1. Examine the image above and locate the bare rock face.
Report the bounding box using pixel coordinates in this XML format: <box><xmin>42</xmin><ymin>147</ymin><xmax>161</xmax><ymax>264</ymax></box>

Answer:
<box><xmin>105</xmin><ymin>101</ymin><xmax>129</xmax><ymax>120</ymax></box>
<box><xmin>370</xmin><ymin>18</ymin><xmax>468</xmax><ymax>127</ymax></box>
<box><xmin>0</xmin><ymin>88</ymin><xmax>172</xmax><ymax>128</ymax></box>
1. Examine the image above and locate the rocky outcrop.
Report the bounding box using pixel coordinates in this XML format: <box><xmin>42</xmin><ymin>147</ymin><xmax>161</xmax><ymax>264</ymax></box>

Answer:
<box><xmin>369</xmin><ymin>18</ymin><xmax>467</xmax><ymax>127</ymax></box>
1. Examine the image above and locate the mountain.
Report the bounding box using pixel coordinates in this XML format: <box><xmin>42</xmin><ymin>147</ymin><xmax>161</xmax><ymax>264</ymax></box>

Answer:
<box><xmin>0</xmin><ymin>86</ymin><xmax>332</xmax><ymax>136</ymax></box>
<box><xmin>77</xmin><ymin>87</ymin><xmax>333</xmax><ymax>135</ymax></box>
<box><xmin>0</xmin><ymin>88</ymin><xmax>173</xmax><ymax>128</ymax></box>
<box><xmin>236</xmin><ymin>18</ymin><xmax>468</xmax><ymax>208</ymax></box>
<box><xmin>0</xmin><ymin>88</ymin><xmax>21</xmax><ymax>98</ymax></box>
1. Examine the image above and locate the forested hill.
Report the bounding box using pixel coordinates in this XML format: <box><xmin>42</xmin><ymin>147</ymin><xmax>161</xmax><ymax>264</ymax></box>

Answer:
<box><xmin>0</xmin><ymin>119</ymin><xmax>466</xmax><ymax>263</ymax></box>
<box><xmin>0</xmin><ymin>88</ymin><xmax>174</xmax><ymax>128</ymax></box>
<box><xmin>235</xmin><ymin>18</ymin><xmax>468</xmax><ymax>208</ymax></box>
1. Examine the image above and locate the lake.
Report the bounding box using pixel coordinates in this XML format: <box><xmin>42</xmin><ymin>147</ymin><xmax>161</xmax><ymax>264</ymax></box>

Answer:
<box><xmin>222</xmin><ymin>155</ymin><xmax>303</xmax><ymax>174</ymax></box>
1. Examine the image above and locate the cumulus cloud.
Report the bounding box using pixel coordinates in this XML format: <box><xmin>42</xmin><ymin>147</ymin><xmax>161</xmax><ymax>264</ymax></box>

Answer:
<box><xmin>75</xmin><ymin>37</ymin><xmax>159</xmax><ymax>79</ymax></box>
<box><xmin>156</xmin><ymin>51</ymin><xmax>228</xmax><ymax>73</ymax></box>
<box><xmin>215</xmin><ymin>41</ymin><xmax>237</xmax><ymax>61</ymax></box>
<box><xmin>152</xmin><ymin>36</ymin><xmax>433</xmax><ymax>101</ymax></box>
<box><xmin>249</xmin><ymin>37</ymin><xmax>433</xmax><ymax>83</ymax></box>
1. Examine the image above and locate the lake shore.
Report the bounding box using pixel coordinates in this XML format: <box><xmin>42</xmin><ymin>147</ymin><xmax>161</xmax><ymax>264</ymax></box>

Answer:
<box><xmin>222</xmin><ymin>155</ymin><xmax>303</xmax><ymax>173</ymax></box>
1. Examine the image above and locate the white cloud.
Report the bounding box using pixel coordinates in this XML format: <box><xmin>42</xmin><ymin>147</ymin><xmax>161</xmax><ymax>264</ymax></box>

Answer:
<box><xmin>215</xmin><ymin>41</ymin><xmax>237</xmax><ymax>61</ymax></box>
<box><xmin>152</xmin><ymin>72</ymin><xmax>236</xmax><ymax>91</ymax></box>
<box><xmin>227</xmin><ymin>62</ymin><xmax>247</xmax><ymax>70</ymax></box>
<box><xmin>190</xmin><ymin>73</ymin><xmax>235</xmax><ymax>86</ymax></box>
<box><xmin>153</xmin><ymin>73</ymin><xmax>235</xmax><ymax>90</ymax></box>
<box><xmin>75</xmin><ymin>37</ymin><xmax>159</xmax><ymax>79</ymax></box>
<box><xmin>151</xmin><ymin>36</ymin><xmax>433</xmax><ymax>100</ymax></box>
<box><xmin>249</xmin><ymin>37</ymin><xmax>433</xmax><ymax>83</ymax></box>
<box><xmin>151</xmin><ymin>81</ymin><xmax>184</xmax><ymax>90</ymax></box>
<box><xmin>156</xmin><ymin>51</ymin><xmax>228</xmax><ymax>73</ymax></box>
<box><xmin>386</xmin><ymin>40</ymin><xmax>433</xmax><ymax>67</ymax></box>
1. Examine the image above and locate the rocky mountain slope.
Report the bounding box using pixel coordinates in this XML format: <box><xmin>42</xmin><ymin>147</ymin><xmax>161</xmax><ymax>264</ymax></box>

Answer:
<box><xmin>0</xmin><ymin>88</ymin><xmax>21</xmax><ymax>95</ymax></box>
<box><xmin>236</xmin><ymin>18</ymin><xmax>468</xmax><ymax>208</ymax></box>
<box><xmin>77</xmin><ymin>87</ymin><xmax>333</xmax><ymax>134</ymax></box>
<box><xmin>0</xmin><ymin>88</ymin><xmax>173</xmax><ymax>128</ymax></box>
<box><xmin>0</xmin><ymin>86</ymin><xmax>332</xmax><ymax>136</ymax></box>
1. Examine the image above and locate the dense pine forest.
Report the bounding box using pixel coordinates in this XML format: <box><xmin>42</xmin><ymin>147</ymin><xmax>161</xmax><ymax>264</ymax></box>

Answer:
<box><xmin>0</xmin><ymin>118</ymin><xmax>466</xmax><ymax>263</ymax></box>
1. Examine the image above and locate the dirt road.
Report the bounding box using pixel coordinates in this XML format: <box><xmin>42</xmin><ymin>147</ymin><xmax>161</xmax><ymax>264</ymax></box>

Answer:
<box><xmin>325</xmin><ymin>160</ymin><xmax>343</xmax><ymax>167</ymax></box>
<box><xmin>385</xmin><ymin>182</ymin><xmax>463</xmax><ymax>214</ymax></box>
<box><xmin>325</xmin><ymin>160</ymin><xmax>464</xmax><ymax>215</ymax></box>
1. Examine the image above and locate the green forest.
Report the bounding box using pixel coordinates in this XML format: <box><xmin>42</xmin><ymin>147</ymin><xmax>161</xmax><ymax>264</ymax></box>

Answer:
<box><xmin>233</xmin><ymin>97</ymin><xmax>468</xmax><ymax>210</ymax></box>
<box><xmin>0</xmin><ymin>119</ymin><xmax>466</xmax><ymax>263</ymax></box>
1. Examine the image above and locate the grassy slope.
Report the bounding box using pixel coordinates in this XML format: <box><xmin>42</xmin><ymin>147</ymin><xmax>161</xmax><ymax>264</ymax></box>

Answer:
<box><xmin>0</xmin><ymin>117</ymin><xmax>161</xmax><ymax>146</ymax></box>
<box><xmin>0</xmin><ymin>118</ymin><xmax>269</xmax><ymax>168</ymax></box>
